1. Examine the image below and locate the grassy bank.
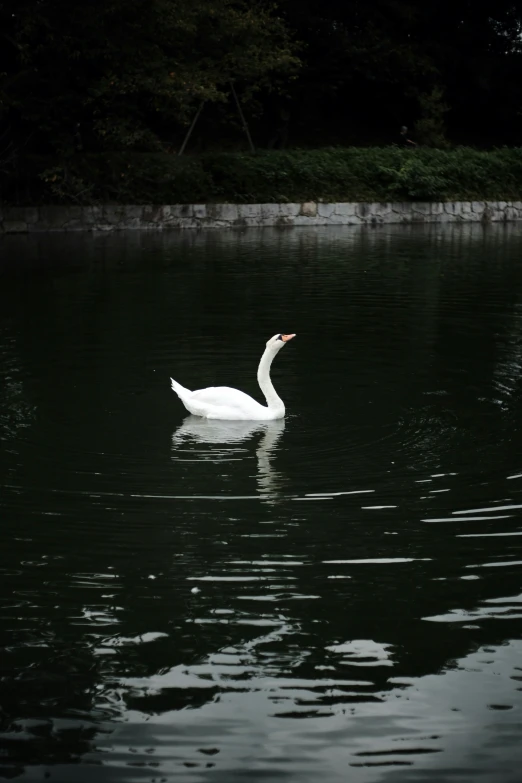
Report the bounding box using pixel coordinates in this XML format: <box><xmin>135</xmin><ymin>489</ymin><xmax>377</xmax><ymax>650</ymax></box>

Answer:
<box><xmin>5</xmin><ymin>147</ymin><xmax>522</xmax><ymax>206</ymax></box>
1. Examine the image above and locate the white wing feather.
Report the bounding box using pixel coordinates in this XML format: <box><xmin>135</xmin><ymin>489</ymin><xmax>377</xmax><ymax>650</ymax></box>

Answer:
<box><xmin>171</xmin><ymin>378</ymin><xmax>269</xmax><ymax>420</ymax></box>
<box><xmin>191</xmin><ymin>386</ymin><xmax>258</xmax><ymax>407</ymax></box>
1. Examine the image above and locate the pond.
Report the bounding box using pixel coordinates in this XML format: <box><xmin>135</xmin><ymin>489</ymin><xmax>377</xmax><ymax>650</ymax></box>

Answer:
<box><xmin>2</xmin><ymin>223</ymin><xmax>522</xmax><ymax>782</ymax></box>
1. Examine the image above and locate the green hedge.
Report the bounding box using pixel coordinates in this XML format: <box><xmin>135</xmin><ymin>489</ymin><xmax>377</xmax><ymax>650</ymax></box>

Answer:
<box><xmin>7</xmin><ymin>146</ymin><xmax>522</xmax><ymax>205</ymax></box>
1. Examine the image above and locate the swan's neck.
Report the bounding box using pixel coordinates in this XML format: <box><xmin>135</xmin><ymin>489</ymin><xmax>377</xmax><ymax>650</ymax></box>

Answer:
<box><xmin>257</xmin><ymin>346</ymin><xmax>284</xmax><ymax>414</ymax></box>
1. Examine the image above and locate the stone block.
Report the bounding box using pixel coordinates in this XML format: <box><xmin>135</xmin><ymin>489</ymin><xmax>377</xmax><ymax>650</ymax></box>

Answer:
<box><xmin>391</xmin><ymin>202</ymin><xmax>413</xmax><ymax>215</ymax></box>
<box><xmin>142</xmin><ymin>205</ymin><xmax>165</xmax><ymax>224</ymax></box>
<box><xmin>121</xmin><ymin>218</ymin><xmax>142</xmax><ymax>230</ymax></box>
<box><xmin>412</xmin><ymin>202</ymin><xmax>431</xmax><ymax>216</ymax></box>
<box><xmin>399</xmin><ymin>208</ymin><xmax>414</xmax><ymax>222</ymax></box>
<box><xmin>300</xmin><ymin>201</ymin><xmax>317</xmax><ymax>218</ymax></box>
<box><xmin>487</xmin><ymin>209</ymin><xmax>498</xmax><ymax>222</ymax></box>
<box><xmin>260</xmin><ymin>204</ymin><xmax>280</xmax><ymax>222</ymax></box>
<box><xmin>38</xmin><ymin>206</ymin><xmax>70</xmax><ymax>229</ymax></box>
<box><xmin>243</xmin><ymin>216</ymin><xmax>264</xmax><ymax>227</ymax></box>
<box><xmin>157</xmin><ymin>205</ymin><xmax>173</xmax><ymax>224</ymax></box>
<box><xmin>293</xmin><ymin>215</ymin><xmax>318</xmax><ymax>226</ymax></box>
<box><xmin>2</xmin><ymin>206</ymin><xmax>36</xmax><ymax>224</ymax></box>
<box><xmin>104</xmin><ymin>204</ymin><xmax>131</xmax><ymax>226</ymax></box>
<box><xmin>207</xmin><ymin>203</ymin><xmax>238</xmax><ymax>223</ymax></box>
<box><xmin>81</xmin><ymin>206</ymin><xmax>103</xmax><ymax>228</ymax></box>
<box><xmin>26</xmin><ymin>207</ymin><xmax>40</xmax><ymax>224</ymax></box>
<box><xmin>193</xmin><ymin>204</ymin><xmax>207</xmax><ymax>219</ymax></box>
<box><xmin>3</xmin><ymin>221</ymin><xmax>28</xmax><ymax>233</ymax></box>
<box><xmin>332</xmin><ymin>212</ymin><xmax>361</xmax><ymax>225</ymax></box>
<box><xmin>369</xmin><ymin>202</ymin><xmax>393</xmax><ymax>219</ymax></box>
<box><xmin>238</xmin><ymin>204</ymin><xmax>260</xmax><ymax>219</ymax></box>
<box><xmin>279</xmin><ymin>203</ymin><xmax>300</xmax><ymax>218</ymax></box>
<box><xmin>355</xmin><ymin>202</ymin><xmax>370</xmax><ymax>219</ymax></box>
<box><xmin>164</xmin><ymin>204</ymin><xmax>190</xmax><ymax>219</ymax></box>
<box><xmin>505</xmin><ymin>206</ymin><xmax>520</xmax><ymax>222</ymax></box>
<box><xmin>275</xmin><ymin>216</ymin><xmax>294</xmax><ymax>227</ymax></box>
<box><xmin>123</xmin><ymin>205</ymin><xmax>144</xmax><ymax>221</ymax></box>
<box><xmin>60</xmin><ymin>206</ymin><xmax>86</xmax><ymax>230</ymax></box>
<box><xmin>175</xmin><ymin>218</ymin><xmax>197</xmax><ymax>229</ymax></box>
<box><xmin>333</xmin><ymin>203</ymin><xmax>357</xmax><ymax>218</ymax></box>
<box><xmin>60</xmin><ymin>218</ymin><xmax>84</xmax><ymax>231</ymax></box>
<box><xmin>481</xmin><ymin>204</ymin><xmax>493</xmax><ymax>222</ymax></box>
<box><xmin>317</xmin><ymin>203</ymin><xmax>335</xmax><ymax>219</ymax></box>
<box><xmin>487</xmin><ymin>202</ymin><xmax>502</xmax><ymax>220</ymax></box>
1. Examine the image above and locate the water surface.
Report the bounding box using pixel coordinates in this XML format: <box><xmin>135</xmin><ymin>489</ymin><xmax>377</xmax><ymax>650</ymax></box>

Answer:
<box><xmin>2</xmin><ymin>224</ymin><xmax>522</xmax><ymax>782</ymax></box>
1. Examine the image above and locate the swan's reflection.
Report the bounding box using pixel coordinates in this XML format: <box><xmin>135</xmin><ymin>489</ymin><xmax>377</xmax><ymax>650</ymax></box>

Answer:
<box><xmin>172</xmin><ymin>416</ymin><xmax>286</xmax><ymax>503</ymax></box>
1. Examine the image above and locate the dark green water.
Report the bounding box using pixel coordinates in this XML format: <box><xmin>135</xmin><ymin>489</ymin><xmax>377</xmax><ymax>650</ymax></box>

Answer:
<box><xmin>2</xmin><ymin>224</ymin><xmax>522</xmax><ymax>783</ymax></box>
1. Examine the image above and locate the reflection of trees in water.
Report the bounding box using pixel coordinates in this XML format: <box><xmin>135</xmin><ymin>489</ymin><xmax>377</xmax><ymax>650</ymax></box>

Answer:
<box><xmin>0</xmin><ymin>328</ymin><xmax>36</xmax><ymax>444</ymax></box>
<box><xmin>0</xmin><ymin>625</ymin><xmax>112</xmax><ymax>774</ymax></box>
<box><xmin>0</xmin><ymin>326</ymin><xmax>36</xmax><ymax>513</ymax></box>
<box><xmin>5</xmin><ymin>223</ymin><xmax>522</xmax><ymax>399</ymax></box>
<box><xmin>4</xmin><ymin>222</ymin><xmax>522</xmax><ymax>277</ymax></box>
<box><xmin>491</xmin><ymin>299</ymin><xmax>522</xmax><ymax>404</ymax></box>
<box><xmin>0</xmin><ymin>377</ymin><xmax>36</xmax><ymax>442</ymax></box>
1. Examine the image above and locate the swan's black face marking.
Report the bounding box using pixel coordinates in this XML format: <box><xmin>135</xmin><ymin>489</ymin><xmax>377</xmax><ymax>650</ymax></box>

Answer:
<box><xmin>275</xmin><ymin>333</ymin><xmax>296</xmax><ymax>344</ymax></box>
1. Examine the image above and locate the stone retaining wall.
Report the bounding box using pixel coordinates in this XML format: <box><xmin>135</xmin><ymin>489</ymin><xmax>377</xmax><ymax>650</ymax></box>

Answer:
<box><xmin>2</xmin><ymin>200</ymin><xmax>522</xmax><ymax>233</ymax></box>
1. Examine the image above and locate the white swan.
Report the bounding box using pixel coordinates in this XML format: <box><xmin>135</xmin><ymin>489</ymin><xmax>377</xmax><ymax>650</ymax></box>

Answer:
<box><xmin>170</xmin><ymin>333</ymin><xmax>295</xmax><ymax>420</ymax></box>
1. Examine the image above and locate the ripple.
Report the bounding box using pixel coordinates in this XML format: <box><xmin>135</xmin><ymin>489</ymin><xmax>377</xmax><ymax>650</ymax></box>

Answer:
<box><xmin>325</xmin><ymin>640</ymin><xmax>394</xmax><ymax>667</ymax></box>
<box><xmin>424</xmin><ymin>592</ymin><xmax>522</xmax><ymax>623</ymax></box>
<box><xmin>323</xmin><ymin>558</ymin><xmax>431</xmax><ymax>564</ymax></box>
<box><xmin>466</xmin><ymin>560</ymin><xmax>522</xmax><ymax>568</ymax></box>
<box><xmin>424</xmin><ymin>515</ymin><xmax>513</xmax><ymax>522</ymax></box>
<box><xmin>4</xmin><ymin>225</ymin><xmax>522</xmax><ymax>781</ymax></box>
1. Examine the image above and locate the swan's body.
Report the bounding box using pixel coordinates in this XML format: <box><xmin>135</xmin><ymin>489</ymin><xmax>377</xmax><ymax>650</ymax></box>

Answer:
<box><xmin>170</xmin><ymin>333</ymin><xmax>295</xmax><ymax>421</ymax></box>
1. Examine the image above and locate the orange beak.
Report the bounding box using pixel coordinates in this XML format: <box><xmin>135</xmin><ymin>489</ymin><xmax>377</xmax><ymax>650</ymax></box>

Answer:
<box><xmin>281</xmin><ymin>334</ymin><xmax>296</xmax><ymax>342</ymax></box>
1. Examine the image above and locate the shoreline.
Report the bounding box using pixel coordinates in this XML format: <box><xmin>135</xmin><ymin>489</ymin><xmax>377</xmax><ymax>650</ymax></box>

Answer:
<box><xmin>2</xmin><ymin>200</ymin><xmax>522</xmax><ymax>234</ymax></box>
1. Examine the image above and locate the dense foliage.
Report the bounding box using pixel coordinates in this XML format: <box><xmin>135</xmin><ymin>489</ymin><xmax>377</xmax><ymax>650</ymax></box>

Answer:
<box><xmin>6</xmin><ymin>147</ymin><xmax>522</xmax><ymax>205</ymax></box>
<box><xmin>1</xmin><ymin>0</ymin><xmax>522</xmax><ymax>204</ymax></box>
<box><xmin>274</xmin><ymin>0</ymin><xmax>522</xmax><ymax>148</ymax></box>
<box><xmin>0</xmin><ymin>0</ymin><xmax>297</xmax><ymax>152</ymax></box>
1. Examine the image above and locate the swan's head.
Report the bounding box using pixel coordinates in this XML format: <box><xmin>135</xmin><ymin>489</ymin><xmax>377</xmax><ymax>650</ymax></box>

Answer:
<box><xmin>267</xmin><ymin>333</ymin><xmax>296</xmax><ymax>351</ymax></box>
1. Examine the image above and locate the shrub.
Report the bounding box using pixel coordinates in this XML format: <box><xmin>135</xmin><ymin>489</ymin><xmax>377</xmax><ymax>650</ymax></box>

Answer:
<box><xmin>4</xmin><ymin>146</ymin><xmax>522</xmax><ymax>205</ymax></box>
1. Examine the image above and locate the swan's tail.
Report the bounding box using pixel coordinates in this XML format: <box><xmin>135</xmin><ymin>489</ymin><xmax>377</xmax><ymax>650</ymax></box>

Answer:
<box><xmin>170</xmin><ymin>377</ymin><xmax>192</xmax><ymax>400</ymax></box>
